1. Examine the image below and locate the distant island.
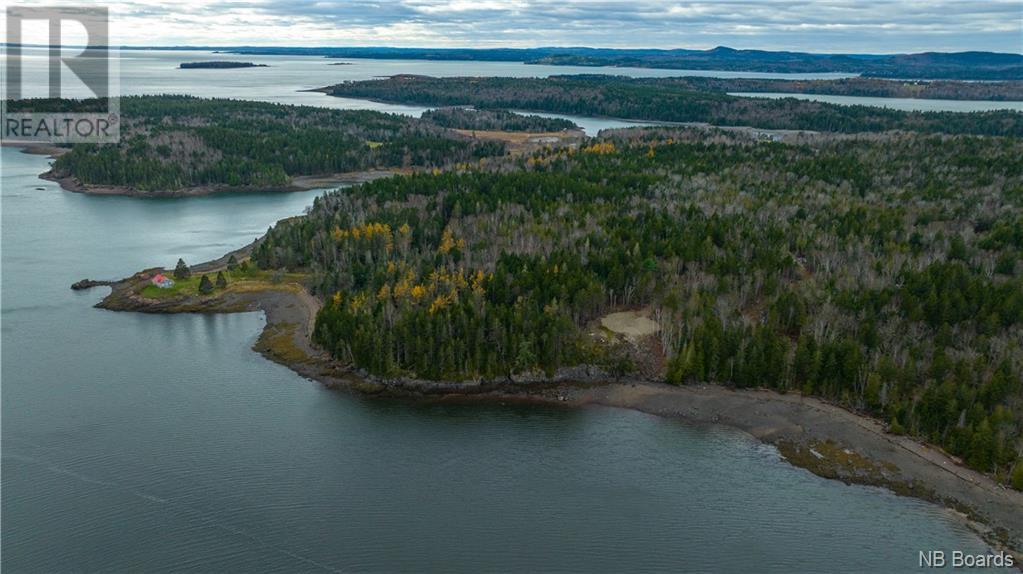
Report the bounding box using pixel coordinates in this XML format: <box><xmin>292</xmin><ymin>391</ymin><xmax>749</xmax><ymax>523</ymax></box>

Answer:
<box><xmin>224</xmin><ymin>46</ymin><xmax>1023</xmax><ymax>80</ymax></box>
<box><xmin>180</xmin><ymin>61</ymin><xmax>268</xmax><ymax>69</ymax></box>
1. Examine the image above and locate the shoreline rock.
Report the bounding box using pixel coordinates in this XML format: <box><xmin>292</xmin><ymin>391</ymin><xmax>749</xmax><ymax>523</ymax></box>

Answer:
<box><xmin>38</xmin><ymin>168</ymin><xmax>398</xmax><ymax>198</ymax></box>
<box><xmin>71</xmin><ymin>279</ymin><xmax>113</xmax><ymax>290</ymax></box>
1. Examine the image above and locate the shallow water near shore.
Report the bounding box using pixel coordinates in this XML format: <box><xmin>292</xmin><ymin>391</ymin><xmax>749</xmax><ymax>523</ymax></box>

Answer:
<box><xmin>2</xmin><ymin>146</ymin><xmax>1013</xmax><ymax>572</ymax></box>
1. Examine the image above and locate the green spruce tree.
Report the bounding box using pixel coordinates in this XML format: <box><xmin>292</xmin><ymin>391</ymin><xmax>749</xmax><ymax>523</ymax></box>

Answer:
<box><xmin>174</xmin><ymin>258</ymin><xmax>191</xmax><ymax>280</ymax></box>
<box><xmin>198</xmin><ymin>274</ymin><xmax>214</xmax><ymax>294</ymax></box>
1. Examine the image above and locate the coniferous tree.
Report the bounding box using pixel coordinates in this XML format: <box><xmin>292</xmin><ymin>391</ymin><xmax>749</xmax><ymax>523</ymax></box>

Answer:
<box><xmin>174</xmin><ymin>258</ymin><xmax>191</xmax><ymax>280</ymax></box>
<box><xmin>216</xmin><ymin>271</ymin><xmax>228</xmax><ymax>289</ymax></box>
<box><xmin>198</xmin><ymin>274</ymin><xmax>214</xmax><ymax>294</ymax></box>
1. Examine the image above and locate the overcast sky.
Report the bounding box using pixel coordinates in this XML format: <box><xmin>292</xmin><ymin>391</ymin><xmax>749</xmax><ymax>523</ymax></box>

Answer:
<box><xmin>5</xmin><ymin>0</ymin><xmax>1022</xmax><ymax>53</ymax></box>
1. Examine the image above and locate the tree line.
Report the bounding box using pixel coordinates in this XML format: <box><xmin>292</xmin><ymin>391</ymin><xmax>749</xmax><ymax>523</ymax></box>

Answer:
<box><xmin>421</xmin><ymin>108</ymin><xmax>578</xmax><ymax>132</ymax></box>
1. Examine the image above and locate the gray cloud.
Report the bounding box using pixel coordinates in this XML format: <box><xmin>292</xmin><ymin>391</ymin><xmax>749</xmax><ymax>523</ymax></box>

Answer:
<box><xmin>12</xmin><ymin>0</ymin><xmax>1022</xmax><ymax>52</ymax></box>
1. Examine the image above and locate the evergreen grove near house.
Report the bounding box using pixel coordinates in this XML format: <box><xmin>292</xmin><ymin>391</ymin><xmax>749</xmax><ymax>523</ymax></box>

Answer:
<box><xmin>253</xmin><ymin>128</ymin><xmax>1023</xmax><ymax>487</ymax></box>
<box><xmin>140</xmin><ymin>262</ymin><xmax>275</xmax><ymax>300</ymax></box>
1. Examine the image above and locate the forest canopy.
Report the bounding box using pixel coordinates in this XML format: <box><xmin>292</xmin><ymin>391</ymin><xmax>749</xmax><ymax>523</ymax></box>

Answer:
<box><xmin>420</xmin><ymin>107</ymin><xmax>578</xmax><ymax>132</ymax></box>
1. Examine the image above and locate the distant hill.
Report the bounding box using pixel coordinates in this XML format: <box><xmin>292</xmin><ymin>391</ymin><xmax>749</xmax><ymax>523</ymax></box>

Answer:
<box><xmin>225</xmin><ymin>46</ymin><xmax>1023</xmax><ymax>80</ymax></box>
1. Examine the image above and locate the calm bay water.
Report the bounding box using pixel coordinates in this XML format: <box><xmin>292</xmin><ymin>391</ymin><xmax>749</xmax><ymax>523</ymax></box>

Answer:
<box><xmin>1</xmin><ymin>51</ymin><xmax>1016</xmax><ymax>572</ymax></box>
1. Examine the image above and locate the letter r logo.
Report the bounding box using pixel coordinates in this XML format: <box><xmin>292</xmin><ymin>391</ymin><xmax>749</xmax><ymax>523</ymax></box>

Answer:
<box><xmin>5</xmin><ymin>6</ymin><xmax>111</xmax><ymax>100</ymax></box>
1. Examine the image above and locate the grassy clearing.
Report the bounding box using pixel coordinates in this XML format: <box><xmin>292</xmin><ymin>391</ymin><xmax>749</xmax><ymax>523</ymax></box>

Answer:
<box><xmin>139</xmin><ymin>265</ymin><xmax>307</xmax><ymax>299</ymax></box>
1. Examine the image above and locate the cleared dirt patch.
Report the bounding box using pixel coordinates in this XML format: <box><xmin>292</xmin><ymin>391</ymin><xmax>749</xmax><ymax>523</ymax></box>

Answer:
<box><xmin>600</xmin><ymin>310</ymin><xmax>659</xmax><ymax>340</ymax></box>
<box><xmin>452</xmin><ymin>128</ymin><xmax>585</xmax><ymax>154</ymax></box>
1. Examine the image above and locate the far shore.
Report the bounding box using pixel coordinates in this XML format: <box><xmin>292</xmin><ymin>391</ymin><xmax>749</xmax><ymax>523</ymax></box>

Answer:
<box><xmin>81</xmin><ymin>242</ymin><xmax>1023</xmax><ymax>564</ymax></box>
<box><xmin>40</xmin><ymin>169</ymin><xmax>398</xmax><ymax>198</ymax></box>
<box><xmin>3</xmin><ymin>141</ymin><xmax>71</xmax><ymax>158</ymax></box>
<box><xmin>308</xmin><ymin>87</ymin><xmax>817</xmax><ymax>140</ymax></box>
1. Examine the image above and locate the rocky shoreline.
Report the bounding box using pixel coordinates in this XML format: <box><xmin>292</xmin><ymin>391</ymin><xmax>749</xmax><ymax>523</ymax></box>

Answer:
<box><xmin>83</xmin><ymin>254</ymin><xmax>1023</xmax><ymax>566</ymax></box>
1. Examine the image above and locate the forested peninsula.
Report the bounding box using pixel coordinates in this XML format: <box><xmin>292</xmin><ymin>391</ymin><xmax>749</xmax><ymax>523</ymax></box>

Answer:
<box><xmin>322</xmin><ymin>75</ymin><xmax>1023</xmax><ymax>137</ymax></box>
<box><xmin>6</xmin><ymin>96</ymin><xmax>507</xmax><ymax>195</ymax></box>
<box><xmin>224</xmin><ymin>122</ymin><xmax>1023</xmax><ymax>494</ymax></box>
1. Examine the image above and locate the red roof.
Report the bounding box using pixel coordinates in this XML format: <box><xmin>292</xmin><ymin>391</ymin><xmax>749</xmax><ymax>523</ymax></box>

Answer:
<box><xmin>152</xmin><ymin>273</ymin><xmax>168</xmax><ymax>283</ymax></box>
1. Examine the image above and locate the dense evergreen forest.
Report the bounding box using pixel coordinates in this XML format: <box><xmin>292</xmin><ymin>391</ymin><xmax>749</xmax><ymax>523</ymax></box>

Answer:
<box><xmin>253</xmin><ymin>128</ymin><xmax>1023</xmax><ymax>487</ymax></box>
<box><xmin>325</xmin><ymin>75</ymin><xmax>1023</xmax><ymax>137</ymax></box>
<box><xmin>420</xmin><ymin>108</ymin><xmax>578</xmax><ymax>132</ymax></box>
<box><xmin>9</xmin><ymin>96</ymin><xmax>505</xmax><ymax>191</ymax></box>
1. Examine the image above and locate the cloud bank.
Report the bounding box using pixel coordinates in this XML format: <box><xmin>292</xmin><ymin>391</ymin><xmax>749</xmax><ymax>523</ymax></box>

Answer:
<box><xmin>6</xmin><ymin>0</ymin><xmax>1022</xmax><ymax>53</ymax></box>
